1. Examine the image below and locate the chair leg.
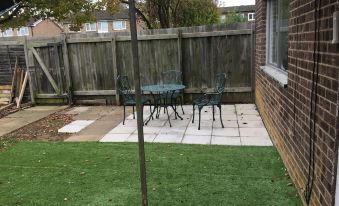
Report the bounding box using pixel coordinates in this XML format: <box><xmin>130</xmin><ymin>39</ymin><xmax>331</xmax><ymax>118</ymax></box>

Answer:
<box><xmin>149</xmin><ymin>103</ymin><xmax>153</xmax><ymax>120</ymax></box>
<box><xmin>174</xmin><ymin>99</ymin><xmax>177</xmax><ymax>120</ymax></box>
<box><xmin>212</xmin><ymin>105</ymin><xmax>215</xmax><ymax>121</ymax></box>
<box><xmin>133</xmin><ymin>106</ymin><xmax>135</xmax><ymax>119</ymax></box>
<box><xmin>123</xmin><ymin>105</ymin><xmax>126</xmax><ymax>125</ymax></box>
<box><xmin>165</xmin><ymin>106</ymin><xmax>171</xmax><ymax>127</ymax></box>
<box><xmin>180</xmin><ymin>97</ymin><xmax>185</xmax><ymax>114</ymax></box>
<box><xmin>198</xmin><ymin>106</ymin><xmax>202</xmax><ymax>130</ymax></box>
<box><xmin>218</xmin><ymin>105</ymin><xmax>224</xmax><ymax>128</ymax></box>
<box><xmin>192</xmin><ymin>104</ymin><xmax>195</xmax><ymax>123</ymax></box>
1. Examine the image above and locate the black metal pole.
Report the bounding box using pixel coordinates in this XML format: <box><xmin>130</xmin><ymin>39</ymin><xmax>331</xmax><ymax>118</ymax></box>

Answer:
<box><xmin>128</xmin><ymin>1</ymin><xmax>148</xmax><ymax>206</ymax></box>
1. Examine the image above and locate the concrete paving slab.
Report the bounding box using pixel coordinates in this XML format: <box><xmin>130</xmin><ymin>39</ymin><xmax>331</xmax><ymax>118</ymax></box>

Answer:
<box><xmin>188</xmin><ymin>120</ymin><xmax>213</xmax><ymax>127</ymax></box>
<box><xmin>235</xmin><ymin>104</ymin><xmax>256</xmax><ymax>110</ymax></box>
<box><xmin>185</xmin><ymin>126</ymin><xmax>212</xmax><ymax>136</ymax></box>
<box><xmin>159</xmin><ymin>127</ymin><xmax>186</xmax><ymax>135</ymax></box>
<box><xmin>211</xmin><ymin>136</ymin><xmax>241</xmax><ymax>145</ymax></box>
<box><xmin>212</xmin><ymin>128</ymin><xmax>239</xmax><ymax>137</ymax></box>
<box><xmin>238</xmin><ymin>120</ymin><xmax>264</xmax><ymax>128</ymax></box>
<box><xmin>221</xmin><ymin>115</ymin><xmax>238</xmax><ymax>121</ymax></box>
<box><xmin>100</xmin><ymin>133</ymin><xmax>131</xmax><ymax>142</ymax></box>
<box><xmin>237</xmin><ymin>115</ymin><xmax>262</xmax><ymax>121</ymax></box>
<box><xmin>66</xmin><ymin>106</ymin><xmax>132</xmax><ymax>142</ymax></box>
<box><xmin>153</xmin><ymin>134</ymin><xmax>183</xmax><ymax>143</ymax></box>
<box><xmin>182</xmin><ymin>135</ymin><xmax>211</xmax><ymax>144</ymax></box>
<box><xmin>64</xmin><ymin>107</ymin><xmax>89</xmax><ymax>115</ymax></box>
<box><xmin>134</xmin><ymin>127</ymin><xmax>162</xmax><ymax>134</ymax></box>
<box><xmin>241</xmin><ymin>136</ymin><xmax>273</xmax><ymax>146</ymax></box>
<box><xmin>118</xmin><ymin>120</ymin><xmax>138</xmax><ymax>127</ymax></box>
<box><xmin>58</xmin><ymin>120</ymin><xmax>95</xmax><ymax>133</ymax></box>
<box><xmin>108</xmin><ymin>126</ymin><xmax>136</xmax><ymax>134</ymax></box>
<box><xmin>213</xmin><ymin>120</ymin><xmax>238</xmax><ymax>128</ymax></box>
<box><xmin>126</xmin><ymin>134</ymin><xmax>156</xmax><ymax>142</ymax></box>
<box><xmin>239</xmin><ymin>128</ymin><xmax>269</xmax><ymax>137</ymax></box>
<box><xmin>236</xmin><ymin>109</ymin><xmax>259</xmax><ymax>115</ymax></box>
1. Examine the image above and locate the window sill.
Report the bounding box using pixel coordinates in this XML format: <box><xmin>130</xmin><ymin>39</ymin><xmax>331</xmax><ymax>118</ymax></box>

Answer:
<box><xmin>260</xmin><ymin>65</ymin><xmax>288</xmax><ymax>88</ymax></box>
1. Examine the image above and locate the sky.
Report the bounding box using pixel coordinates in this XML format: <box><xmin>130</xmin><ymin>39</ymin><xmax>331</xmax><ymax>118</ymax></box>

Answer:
<box><xmin>217</xmin><ymin>0</ymin><xmax>255</xmax><ymax>7</ymax></box>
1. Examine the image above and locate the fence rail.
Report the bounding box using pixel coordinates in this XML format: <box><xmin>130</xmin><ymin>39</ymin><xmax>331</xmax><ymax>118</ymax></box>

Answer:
<box><xmin>0</xmin><ymin>23</ymin><xmax>255</xmax><ymax>104</ymax></box>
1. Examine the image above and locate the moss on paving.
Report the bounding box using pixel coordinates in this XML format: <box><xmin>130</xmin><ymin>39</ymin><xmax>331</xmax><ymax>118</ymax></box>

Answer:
<box><xmin>0</xmin><ymin>142</ymin><xmax>302</xmax><ymax>206</ymax></box>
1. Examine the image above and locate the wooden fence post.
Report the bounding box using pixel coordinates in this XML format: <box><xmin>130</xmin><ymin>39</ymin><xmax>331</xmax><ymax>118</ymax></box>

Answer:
<box><xmin>62</xmin><ymin>34</ymin><xmax>73</xmax><ymax>105</ymax></box>
<box><xmin>250</xmin><ymin>23</ymin><xmax>256</xmax><ymax>101</ymax></box>
<box><xmin>111</xmin><ymin>33</ymin><xmax>120</xmax><ymax>105</ymax></box>
<box><xmin>177</xmin><ymin>29</ymin><xmax>184</xmax><ymax>103</ymax></box>
<box><xmin>23</xmin><ymin>37</ymin><xmax>36</xmax><ymax>104</ymax></box>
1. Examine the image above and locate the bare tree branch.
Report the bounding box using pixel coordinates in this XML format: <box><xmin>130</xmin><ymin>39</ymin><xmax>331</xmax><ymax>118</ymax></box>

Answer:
<box><xmin>121</xmin><ymin>0</ymin><xmax>153</xmax><ymax>29</ymax></box>
<box><xmin>0</xmin><ymin>4</ymin><xmax>24</xmax><ymax>25</ymax></box>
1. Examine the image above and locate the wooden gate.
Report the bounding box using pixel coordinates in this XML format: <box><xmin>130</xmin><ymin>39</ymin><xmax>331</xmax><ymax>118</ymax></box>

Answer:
<box><xmin>26</xmin><ymin>36</ymin><xmax>71</xmax><ymax>104</ymax></box>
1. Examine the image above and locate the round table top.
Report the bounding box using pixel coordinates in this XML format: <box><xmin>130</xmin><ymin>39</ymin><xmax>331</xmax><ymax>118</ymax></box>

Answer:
<box><xmin>141</xmin><ymin>84</ymin><xmax>185</xmax><ymax>92</ymax></box>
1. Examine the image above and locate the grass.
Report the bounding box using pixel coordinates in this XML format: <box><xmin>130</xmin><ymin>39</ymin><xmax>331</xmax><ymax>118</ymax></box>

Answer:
<box><xmin>0</xmin><ymin>142</ymin><xmax>302</xmax><ymax>206</ymax></box>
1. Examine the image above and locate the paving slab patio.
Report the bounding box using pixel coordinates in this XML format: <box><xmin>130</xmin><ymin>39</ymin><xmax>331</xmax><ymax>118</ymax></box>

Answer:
<box><xmin>0</xmin><ymin>106</ymin><xmax>68</xmax><ymax>137</ymax></box>
<box><xmin>65</xmin><ymin>106</ymin><xmax>132</xmax><ymax>142</ymax></box>
<box><xmin>97</xmin><ymin>104</ymin><xmax>273</xmax><ymax>146</ymax></box>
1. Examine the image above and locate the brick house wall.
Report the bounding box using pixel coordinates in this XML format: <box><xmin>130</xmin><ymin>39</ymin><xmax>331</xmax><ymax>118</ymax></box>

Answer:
<box><xmin>31</xmin><ymin>20</ymin><xmax>63</xmax><ymax>37</ymax></box>
<box><xmin>255</xmin><ymin>0</ymin><xmax>339</xmax><ymax>205</ymax></box>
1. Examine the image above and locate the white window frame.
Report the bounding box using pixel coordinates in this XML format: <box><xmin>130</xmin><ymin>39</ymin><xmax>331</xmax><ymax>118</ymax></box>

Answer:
<box><xmin>85</xmin><ymin>23</ymin><xmax>97</xmax><ymax>32</ymax></box>
<box><xmin>98</xmin><ymin>21</ymin><xmax>109</xmax><ymax>33</ymax></box>
<box><xmin>17</xmin><ymin>27</ymin><xmax>29</xmax><ymax>36</ymax></box>
<box><xmin>113</xmin><ymin>20</ymin><xmax>126</xmax><ymax>30</ymax></box>
<box><xmin>266</xmin><ymin>0</ymin><xmax>289</xmax><ymax>71</ymax></box>
<box><xmin>248</xmin><ymin>13</ymin><xmax>255</xmax><ymax>21</ymax></box>
<box><xmin>3</xmin><ymin>28</ymin><xmax>13</xmax><ymax>37</ymax></box>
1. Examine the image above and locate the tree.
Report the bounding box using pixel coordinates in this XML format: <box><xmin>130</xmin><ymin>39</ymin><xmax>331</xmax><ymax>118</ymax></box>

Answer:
<box><xmin>0</xmin><ymin>0</ymin><xmax>219</xmax><ymax>30</ymax></box>
<box><xmin>140</xmin><ymin>0</ymin><xmax>219</xmax><ymax>28</ymax></box>
<box><xmin>222</xmin><ymin>9</ymin><xmax>246</xmax><ymax>25</ymax></box>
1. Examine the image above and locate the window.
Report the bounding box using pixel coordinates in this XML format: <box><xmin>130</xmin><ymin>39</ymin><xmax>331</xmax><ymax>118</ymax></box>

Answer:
<box><xmin>3</xmin><ymin>28</ymin><xmax>13</xmax><ymax>37</ymax></box>
<box><xmin>98</xmin><ymin>21</ymin><xmax>108</xmax><ymax>33</ymax></box>
<box><xmin>113</xmin><ymin>20</ymin><xmax>126</xmax><ymax>30</ymax></box>
<box><xmin>267</xmin><ymin>0</ymin><xmax>289</xmax><ymax>70</ymax></box>
<box><xmin>17</xmin><ymin>27</ymin><xmax>29</xmax><ymax>36</ymax></box>
<box><xmin>248</xmin><ymin>13</ymin><xmax>255</xmax><ymax>21</ymax></box>
<box><xmin>85</xmin><ymin>23</ymin><xmax>97</xmax><ymax>32</ymax></box>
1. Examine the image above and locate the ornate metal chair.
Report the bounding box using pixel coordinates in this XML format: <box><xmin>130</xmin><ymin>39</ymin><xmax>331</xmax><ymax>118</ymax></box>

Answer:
<box><xmin>117</xmin><ymin>75</ymin><xmax>152</xmax><ymax>125</ymax></box>
<box><xmin>192</xmin><ymin>73</ymin><xmax>228</xmax><ymax>130</ymax></box>
<box><xmin>161</xmin><ymin>70</ymin><xmax>185</xmax><ymax>116</ymax></box>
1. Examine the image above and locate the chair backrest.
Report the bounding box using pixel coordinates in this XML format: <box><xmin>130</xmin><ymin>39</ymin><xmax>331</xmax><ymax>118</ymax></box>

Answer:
<box><xmin>214</xmin><ymin>73</ymin><xmax>227</xmax><ymax>93</ymax></box>
<box><xmin>162</xmin><ymin>70</ymin><xmax>182</xmax><ymax>84</ymax></box>
<box><xmin>211</xmin><ymin>73</ymin><xmax>227</xmax><ymax>103</ymax></box>
<box><xmin>117</xmin><ymin>75</ymin><xmax>134</xmax><ymax>103</ymax></box>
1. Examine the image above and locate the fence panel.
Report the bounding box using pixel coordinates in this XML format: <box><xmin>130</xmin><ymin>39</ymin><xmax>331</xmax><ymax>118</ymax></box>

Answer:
<box><xmin>0</xmin><ymin>23</ymin><xmax>254</xmax><ymax>104</ymax></box>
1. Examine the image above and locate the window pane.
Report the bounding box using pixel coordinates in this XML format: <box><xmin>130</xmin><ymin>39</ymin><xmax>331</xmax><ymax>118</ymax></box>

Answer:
<box><xmin>268</xmin><ymin>0</ymin><xmax>278</xmax><ymax>65</ymax></box>
<box><xmin>113</xmin><ymin>21</ymin><xmax>126</xmax><ymax>30</ymax></box>
<box><xmin>279</xmin><ymin>0</ymin><xmax>289</xmax><ymax>70</ymax></box>
<box><xmin>98</xmin><ymin>22</ymin><xmax>108</xmax><ymax>33</ymax></box>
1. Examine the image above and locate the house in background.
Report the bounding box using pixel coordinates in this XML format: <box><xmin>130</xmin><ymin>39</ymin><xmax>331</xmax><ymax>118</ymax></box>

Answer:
<box><xmin>219</xmin><ymin>5</ymin><xmax>255</xmax><ymax>22</ymax></box>
<box><xmin>63</xmin><ymin>9</ymin><xmax>145</xmax><ymax>33</ymax></box>
<box><xmin>0</xmin><ymin>19</ymin><xmax>63</xmax><ymax>37</ymax></box>
<box><xmin>0</xmin><ymin>9</ymin><xmax>145</xmax><ymax>38</ymax></box>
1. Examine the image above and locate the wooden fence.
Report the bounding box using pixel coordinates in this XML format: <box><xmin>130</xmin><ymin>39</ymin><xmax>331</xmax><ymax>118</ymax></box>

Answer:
<box><xmin>0</xmin><ymin>23</ymin><xmax>255</xmax><ymax>104</ymax></box>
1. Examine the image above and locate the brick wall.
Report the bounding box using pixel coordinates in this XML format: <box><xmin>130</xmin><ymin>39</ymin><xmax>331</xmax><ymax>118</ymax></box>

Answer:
<box><xmin>32</xmin><ymin>20</ymin><xmax>63</xmax><ymax>37</ymax></box>
<box><xmin>255</xmin><ymin>0</ymin><xmax>339</xmax><ymax>205</ymax></box>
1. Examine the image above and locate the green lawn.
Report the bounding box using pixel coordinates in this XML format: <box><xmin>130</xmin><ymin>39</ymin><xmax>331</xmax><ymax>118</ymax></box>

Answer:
<box><xmin>0</xmin><ymin>142</ymin><xmax>302</xmax><ymax>206</ymax></box>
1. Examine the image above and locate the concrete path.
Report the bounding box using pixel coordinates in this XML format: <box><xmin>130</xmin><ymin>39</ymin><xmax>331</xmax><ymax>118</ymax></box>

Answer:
<box><xmin>0</xmin><ymin>106</ymin><xmax>68</xmax><ymax>137</ymax></box>
<box><xmin>65</xmin><ymin>106</ymin><xmax>132</xmax><ymax>142</ymax></box>
<box><xmin>99</xmin><ymin>104</ymin><xmax>273</xmax><ymax>146</ymax></box>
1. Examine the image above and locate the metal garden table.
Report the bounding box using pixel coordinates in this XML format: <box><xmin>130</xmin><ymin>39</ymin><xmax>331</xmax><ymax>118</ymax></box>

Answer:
<box><xmin>142</xmin><ymin>84</ymin><xmax>185</xmax><ymax>127</ymax></box>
